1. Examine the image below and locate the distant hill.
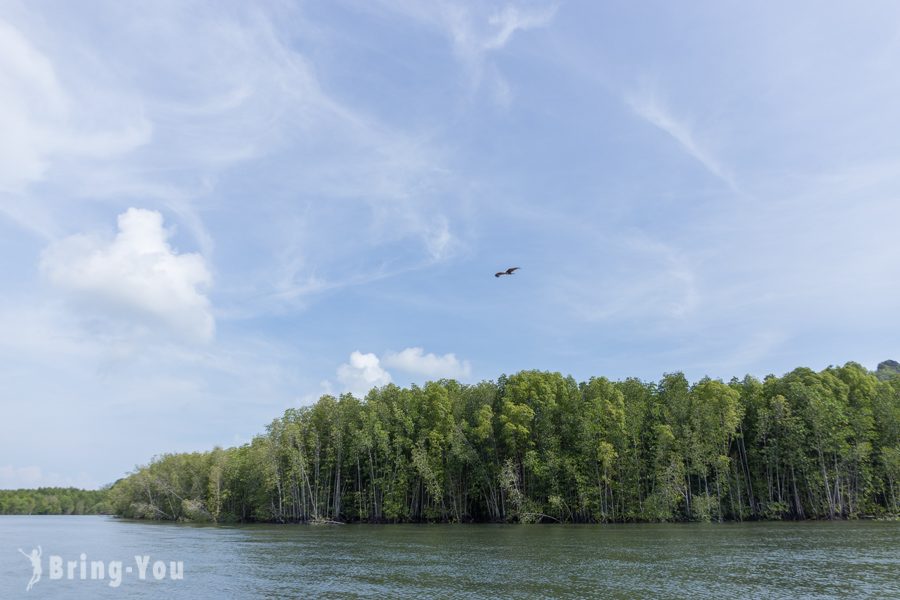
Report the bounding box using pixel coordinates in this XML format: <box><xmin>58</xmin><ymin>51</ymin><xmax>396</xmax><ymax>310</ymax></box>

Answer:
<box><xmin>876</xmin><ymin>359</ymin><xmax>900</xmax><ymax>381</ymax></box>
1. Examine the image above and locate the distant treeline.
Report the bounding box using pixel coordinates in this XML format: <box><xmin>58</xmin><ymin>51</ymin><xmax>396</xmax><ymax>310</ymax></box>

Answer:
<box><xmin>0</xmin><ymin>488</ymin><xmax>110</xmax><ymax>515</ymax></box>
<box><xmin>109</xmin><ymin>361</ymin><xmax>900</xmax><ymax>524</ymax></box>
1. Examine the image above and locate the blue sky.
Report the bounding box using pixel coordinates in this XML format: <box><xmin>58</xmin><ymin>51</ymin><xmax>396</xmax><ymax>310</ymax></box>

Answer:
<box><xmin>2</xmin><ymin>0</ymin><xmax>899</xmax><ymax>488</ymax></box>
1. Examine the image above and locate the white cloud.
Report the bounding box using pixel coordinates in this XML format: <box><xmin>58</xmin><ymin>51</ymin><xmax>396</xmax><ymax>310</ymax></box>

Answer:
<box><xmin>383</xmin><ymin>347</ymin><xmax>472</xmax><ymax>380</ymax></box>
<box><xmin>0</xmin><ymin>19</ymin><xmax>151</xmax><ymax>198</ymax></box>
<box><xmin>438</xmin><ymin>2</ymin><xmax>557</xmax><ymax>57</ymax></box>
<box><xmin>0</xmin><ymin>19</ymin><xmax>65</xmax><ymax>192</ymax></box>
<box><xmin>483</xmin><ymin>4</ymin><xmax>558</xmax><ymax>51</ymax></box>
<box><xmin>336</xmin><ymin>351</ymin><xmax>392</xmax><ymax>397</ymax></box>
<box><xmin>372</xmin><ymin>1</ymin><xmax>557</xmax><ymax>102</ymax></box>
<box><xmin>332</xmin><ymin>347</ymin><xmax>472</xmax><ymax>397</ymax></box>
<box><xmin>626</xmin><ymin>89</ymin><xmax>739</xmax><ymax>193</ymax></box>
<box><xmin>40</xmin><ymin>208</ymin><xmax>214</xmax><ymax>342</ymax></box>
<box><xmin>0</xmin><ymin>4</ymin><xmax>467</xmax><ymax>320</ymax></box>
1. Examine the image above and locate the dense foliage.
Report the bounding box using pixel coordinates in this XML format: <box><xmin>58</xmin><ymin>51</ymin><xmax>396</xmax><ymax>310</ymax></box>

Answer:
<box><xmin>109</xmin><ymin>362</ymin><xmax>900</xmax><ymax>523</ymax></box>
<box><xmin>876</xmin><ymin>360</ymin><xmax>900</xmax><ymax>381</ymax></box>
<box><xmin>0</xmin><ymin>488</ymin><xmax>110</xmax><ymax>515</ymax></box>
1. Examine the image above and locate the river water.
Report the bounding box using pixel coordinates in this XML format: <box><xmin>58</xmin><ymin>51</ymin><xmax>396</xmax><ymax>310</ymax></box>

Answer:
<box><xmin>0</xmin><ymin>516</ymin><xmax>897</xmax><ymax>598</ymax></box>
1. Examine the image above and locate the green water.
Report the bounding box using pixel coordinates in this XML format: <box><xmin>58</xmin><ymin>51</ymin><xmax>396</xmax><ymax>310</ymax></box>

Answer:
<box><xmin>1</xmin><ymin>516</ymin><xmax>898</xmax><ymax>598</ymax></box>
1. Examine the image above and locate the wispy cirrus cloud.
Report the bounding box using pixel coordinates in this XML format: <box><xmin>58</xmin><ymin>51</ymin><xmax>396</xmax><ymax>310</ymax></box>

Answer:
<box><xmin>626</xmin><ymin>88</ymin><xmax>739</xmax><ymax>193</ymax></box>
<box><xmin>0</xmin><ymin>20</ymin><xmax>152</xmax><ymax>194</ymax></box>
<box><xmin>370</xmin><ymin>1</ymin><xmax>557</xmax><ymax>104</ymax></box>
<box><xmin>0</xmin><ymin>18</ymin><xmax>151</xmax><ymax>238</ymax></box>
<box><xmin>443</xmin><ymin>2</ymin><xmax>559</xmax><ymax>55</ymax></box>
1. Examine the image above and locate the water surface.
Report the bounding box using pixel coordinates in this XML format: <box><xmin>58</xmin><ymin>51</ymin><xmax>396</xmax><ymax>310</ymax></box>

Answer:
<box><xmin>1</xmin><ymin>516</ymin><xmax>898</xmax><ymax>598</ymax></box>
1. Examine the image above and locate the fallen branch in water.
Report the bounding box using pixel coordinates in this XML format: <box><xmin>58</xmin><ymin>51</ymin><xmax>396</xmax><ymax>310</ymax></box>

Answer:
<box><xmin>520</xmin><ymin>512</ymin><xmax>561</xmax><ymax>523</ymax></box>
<box><xmin>309</xmin><ymin>518</ymin><xmax>345</xmax><ymax>525</ymax></box>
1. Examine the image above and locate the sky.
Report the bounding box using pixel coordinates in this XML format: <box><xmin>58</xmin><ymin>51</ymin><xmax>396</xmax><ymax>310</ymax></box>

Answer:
<box><xmin>1</xmin><ymin>0</ymin><xmax>899</xmax><ymax>488</ymax></box>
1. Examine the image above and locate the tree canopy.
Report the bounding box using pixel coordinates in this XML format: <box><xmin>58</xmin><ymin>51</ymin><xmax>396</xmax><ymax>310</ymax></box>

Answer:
<box><xmin>0</xmin><ymin>488</ymin><xmax>110</xmax><ymax>515</ymax></box>
<box><xmin>108</xmin><ymin>362</ymin><xmax>900</xmax><ymax>524</ymax></box>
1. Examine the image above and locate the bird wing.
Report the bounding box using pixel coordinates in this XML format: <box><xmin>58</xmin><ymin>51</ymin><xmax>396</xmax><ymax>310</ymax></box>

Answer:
<box><xmin>506</xmin><ymin>267</ymin><xmax>520</xmax><ymax>274</ymax></box>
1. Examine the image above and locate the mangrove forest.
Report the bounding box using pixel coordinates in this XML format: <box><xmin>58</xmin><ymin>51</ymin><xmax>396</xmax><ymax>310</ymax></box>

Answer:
<box><xmin>108</xmin><ymin>361</ymin><xmax>900</xmax><ymax>524</ymax></box>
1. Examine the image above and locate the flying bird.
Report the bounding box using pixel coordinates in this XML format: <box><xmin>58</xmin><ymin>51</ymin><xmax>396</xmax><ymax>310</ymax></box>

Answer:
<box><xmin>495</xmin><ymin>267</ymin><xmax>520</xmax><ymax>278</ymax></box>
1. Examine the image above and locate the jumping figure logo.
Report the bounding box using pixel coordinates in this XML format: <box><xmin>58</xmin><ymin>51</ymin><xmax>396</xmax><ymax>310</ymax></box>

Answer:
<box><xmin>18</xmin><ymin>546</ymin><xmax>42</xmax><ymax>591</ymax></box>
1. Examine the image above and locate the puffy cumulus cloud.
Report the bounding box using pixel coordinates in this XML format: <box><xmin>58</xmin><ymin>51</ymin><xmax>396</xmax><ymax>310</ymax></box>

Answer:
<box><xmin>332</xmin><ymin>347</ymin><xmax>473</xmax><ymax>398</ymax></box>
<box><xmin>336</xmin><ymin>351</ymin><xmax>392</xmax><ymax>397</ymax></box>
<box><xmin>382</xmin><ymin>347</ymin><xmax>472</xmax><ymax>380</ymax></box>
<box><xmin>40</xmin><ymin>208</ymin><xmax>214</xmax><ymax>342</ymax></box>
